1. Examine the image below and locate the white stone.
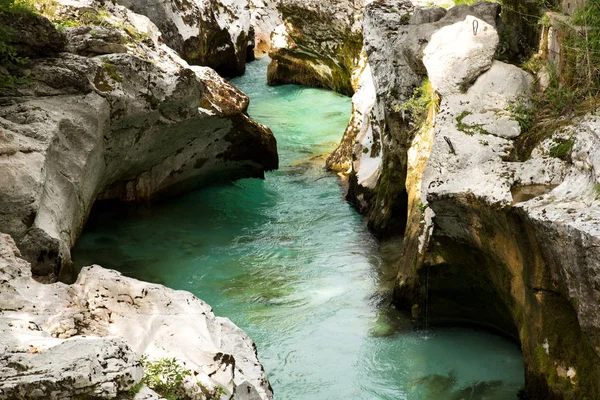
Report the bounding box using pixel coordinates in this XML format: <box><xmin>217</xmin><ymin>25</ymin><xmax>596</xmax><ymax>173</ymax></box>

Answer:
<box><xmin>0</xmin><ymin>233</ymin><xmax>272</xmax><ymax>399</ymax></box>
<box><xmin>423</xmin><ymin>16</ymin><xmax>499</xmax><ymax>96</ymax></box>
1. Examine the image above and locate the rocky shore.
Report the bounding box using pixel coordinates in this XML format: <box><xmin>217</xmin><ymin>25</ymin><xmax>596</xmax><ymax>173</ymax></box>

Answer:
<box><xmin>0</xmin><ymin>233</ymin><xmax>272</xmax><ymax>399</ymax></box>
<box><xmin>0</xmin><ymin>0</ymin><xmax>277</xmax><ymax>398</ymax></box>
<box><xmin>0</xmin><ymin>0</ymin><xmax>278</xmax><ymax>281</ymax></box>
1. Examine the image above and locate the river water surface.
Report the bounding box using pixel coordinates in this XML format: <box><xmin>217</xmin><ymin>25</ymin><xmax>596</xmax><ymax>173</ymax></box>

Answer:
<box><xmin>73</xmin><ymin>57</ymin><xmax>524</xmax><ymax>400</ymax></box>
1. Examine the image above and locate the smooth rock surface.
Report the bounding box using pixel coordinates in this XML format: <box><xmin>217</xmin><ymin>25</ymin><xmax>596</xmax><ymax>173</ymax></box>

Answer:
<box><xmin>423</xmin><ymin>15</ymin><xmax>499</xmax><ymax>96</ymax></box>
<box><xmin>116</xmin><ymin>0</ymin><xmax>254</xmax><ymax>76</ymax></box>
<box><xmin>0</xmin><ymin>2</ymin><xmax>277</xmax><ymax>279</ymax></box>
<box><xmin>0</xmin><ymin>233</ymin><xmax>272</xmax><ymax>399</ymax></box>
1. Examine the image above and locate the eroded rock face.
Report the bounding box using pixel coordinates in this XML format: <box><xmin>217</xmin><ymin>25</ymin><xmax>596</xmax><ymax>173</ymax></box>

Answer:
<box><xmin>117</xmin><ymin>0</ymin><xmax>254</xmax><ymax>76</ymax></box>
<box><xmin>350</xmin><ymin>0</ymin><xmax>501</xmax><ymax>237</ymax></box>
<box><xmin>250</xmin><ymin>0</ymin><xmax>281</xmax><ymax>55</ymax></box>
<box><xmin>389</xmin><ymin>8</ymin><xmax>600</xmax><ymax>399</ymax></box>
<box><xmin>267</xmin><ymin>0</ymin><xmax>365</xmax><ymax>96</ymax></box>
<box><xmin>0</xmin><ymin>233</ymin><xmax>272</xmax><ymax>399</ymax></box>
<box><xmin>0</xmin><ymin>2</ymin><xmax>278</xmax><ymax>279</ymax></box>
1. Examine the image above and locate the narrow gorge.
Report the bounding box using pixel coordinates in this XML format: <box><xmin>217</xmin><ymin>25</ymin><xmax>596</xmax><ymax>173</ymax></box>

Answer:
<box><xmin>1</xmin><ymin>0</ymin><xmax>599</xmax><ymax>399</ymax></box>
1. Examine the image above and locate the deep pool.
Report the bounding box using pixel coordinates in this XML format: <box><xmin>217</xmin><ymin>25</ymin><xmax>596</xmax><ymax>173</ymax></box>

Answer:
<box><xmin>73</xmin><ymin>57</ymin><xmax>524</xmax><ymax>400</ymax></box>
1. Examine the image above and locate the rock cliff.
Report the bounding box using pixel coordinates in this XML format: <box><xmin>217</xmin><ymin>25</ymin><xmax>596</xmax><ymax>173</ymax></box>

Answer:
<box><xmin>266</xmin><ymin>0</ymin><xmax>365</xmax><ymax>96</ymax></box>
<box><xmin>363</xmin><ymin>2</ymin><xmax>600</xmax><ymax>399</ymax></box>
<box><xmin>0</xmin><ymin>1</ymin><xmax>278</xmax><ymax>280</ymax></box>
<box><xmin>350</xmin><ymin>0</ymin><xmax>501</xmax><ymax>237</ymax></box>
<box><xmin>116</xmin><ymin>0</ymin><xmax>255</xmax><ymax>77</ymax></box>
<box><xmin>0</xmin><ymin>232</ymin><xmax>272</xmax><ymax>399</ymax></box>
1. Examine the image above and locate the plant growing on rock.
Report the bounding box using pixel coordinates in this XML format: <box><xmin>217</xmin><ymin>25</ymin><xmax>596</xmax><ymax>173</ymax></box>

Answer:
<box><xmin>396</xmin><ymin>78</ymin><xmax>439</xmax><ymax>124</ymax></box>
<box><xmin>548</xmin><ymin>137</ymin><xmax>575</xmax><ymax>160</ymax></box>
<box><xmin>140</xmin><ymin>356</ymin><xmax>226</xmax><ymax>400</ymax></box>
<box><xmin>141</xmin><ymin>356</ymin><xmax>191</xmax><ymax>400</ymax></box>
<box><xmin>0</xmin><ymin>0</ymin><xmax>34</xmax><ymax>88</ymax></box>
<box><xmin>508</xmin><ymin>100</ymin><xmax>534</xmax><ymax>133</ymax></box>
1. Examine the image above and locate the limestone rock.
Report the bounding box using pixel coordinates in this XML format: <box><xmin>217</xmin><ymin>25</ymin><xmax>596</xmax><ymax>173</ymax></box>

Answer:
<box><xmin>393</xmin><ymin>21</ymin><xmax>600</xmax><ymax>400</ymax></box>
<box><xmin>116</xmin><ymin>0</ymin><xmax>253</xmax><ymax>76</ymax></box>
<box><xmin>0</xmin><ymin>11</ymin><xmax>66</xmax><ymax>58</ymax></box>
<box><xmin>267</xmin><ymin>0</ymin><xmax>366</xmax><ymax>96</ymax></box>
<box><xmin>349</xmin><ymin>0</ymin><xmax>502</xmax><ymax>237</ymax></box>
<box><xmin>250</xmin><ymin>0</ymin><xmax>281</xmax><ymax>55</ymax></box>
<box><xmin>0</xmin><ymin>3</ymin><xmax>278</xmax><ymax>278</ymax></box>
<box><xmin>423</xmin><ymin>16</ymin><xmax>499</xmax><ymax>96</ymax></box>
<box><xmin>0</xmin><ymin>337</ymin><xmax>142</xmax><ymax>399</ymax></box>
<box><xmin>0</xmin><ymin>233</ymin><xmax>272</xmax><ymax>399</ymax></box>
<box><xmin>326</xmin><ymin>53</ymin><xmax>380</xmax><ymax>175</ymax></box>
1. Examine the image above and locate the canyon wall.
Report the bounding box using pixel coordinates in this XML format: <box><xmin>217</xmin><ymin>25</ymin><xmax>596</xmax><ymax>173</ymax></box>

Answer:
<box><xmin>0</xmin><ymin>1</ymin><xmax>278</xmax><ymax>280</ymax></box>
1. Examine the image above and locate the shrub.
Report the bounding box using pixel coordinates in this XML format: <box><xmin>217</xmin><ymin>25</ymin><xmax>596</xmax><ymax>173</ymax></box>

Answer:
<box><xmin>141</xmin><ymin>357</ymin><xmax>191</xmax><ymax>400</ymax></box>
<box><xmin>548</xmin><ymin>138</ymin><xmax>574</xmax><ymax>160</ymax></box>
<box><xmin>397</xmin><ymin>78</ymin><xmax>439</xmax><ymax>124</ymax></box>
<box><xmin>0</xmin><ymin>0</ymin><xmax>35</xmax><ymax>88</ymax></box>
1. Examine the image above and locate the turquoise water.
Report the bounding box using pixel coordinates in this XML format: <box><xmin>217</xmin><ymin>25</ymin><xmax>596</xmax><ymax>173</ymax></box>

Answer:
<box><xmin>73</xmin><ymin>57</ymin><xmax>524</xmax><ymax>399</ymax></box>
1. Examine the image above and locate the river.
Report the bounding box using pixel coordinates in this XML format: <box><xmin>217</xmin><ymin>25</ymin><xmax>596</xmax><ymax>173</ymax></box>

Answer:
<box><xmin>73</xmin><ymin>57</ymin><xmax>524</xmax><ymax>400</ymax></box>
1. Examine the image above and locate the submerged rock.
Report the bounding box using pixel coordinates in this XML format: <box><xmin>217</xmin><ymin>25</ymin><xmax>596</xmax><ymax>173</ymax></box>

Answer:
<box><xmin>0</xmin><ymin>2</ymin><xmax>278</xmax><ymax>279</ymax></box>
<box><xmin>0</xmin><ymin>232</ymin><xmax>272</xmax><ymax>399</ymax></box>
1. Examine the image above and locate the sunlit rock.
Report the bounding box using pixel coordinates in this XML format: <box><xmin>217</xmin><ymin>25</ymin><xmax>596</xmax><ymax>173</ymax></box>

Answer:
<box><xmin>116</xmin><ymin>0</ymin><xmax>254</xmax><ymax>76</ymax></box>
<box><xmin>0</xmin><ymin>233</ymin><xmax>272</xmax><ymax>399</ymax></box>
<box><xmin>0</xmin><ymin>1</ymin><xmax>278</xmax><ymax>279</ymax></box>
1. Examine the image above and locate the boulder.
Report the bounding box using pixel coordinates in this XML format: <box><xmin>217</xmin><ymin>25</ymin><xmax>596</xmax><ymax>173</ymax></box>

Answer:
<box><xmin>0</xmin><ymin>233</ymin><xmax>272</xmax><ymax>399</ymax></box>
<box><xmin>116</xmin><ymin>0</ymin><xmax>253</xmax><ymax>76</ymax></box>
<box><xmin>0</xmin><ymin>3</ymin><xmax>278</xmax><ymax>279</ymax></box>
<box><xmin>423</xmin><ymin>15</ymin><xmax>499</xmax><ymax>96</ymax></box>
<box><xmin>0</xmin><ymin>11</ymin><xmax>66</xmax><ymax>58</ymax></box>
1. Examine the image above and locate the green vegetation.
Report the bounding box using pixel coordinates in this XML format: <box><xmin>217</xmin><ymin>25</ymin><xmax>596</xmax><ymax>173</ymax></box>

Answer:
<box><xmin>397</xmin><ymin>78</ymin><xmax>439</xmax><ymax>124</ymax></box>
<box><xmin>455</xmin><ymin>110</ymin><xmax>489</xmax><ymax>136</ymax></box>
<box><xmin>508</xmin><ymin>100</ymin><xmax>534</xmax><ymax>133</ymax></box>
<box><xmin>568</xmin><ymin>1</ymin><xmax>600</xmax><ymax>100</ymax></box>
<box><xmin>141</xmin><ymin>356</ymin><xmax>190</xmax><ymax>400</ymax></box>
<box><xmin>102</xmin><ymin>58</ymin><xmax>121</xmax><ymax>82</ymax></box>
<box><xmin>548</xmin><ymin>137</ymin><xmax>574</xmax><ymax>160</ymax></box>
<box><xmin>139</xmin><ymin>356</ymin><xmax>226</xmax><ymax>400</ymax></box>
<box><xmin>538</xmin><ymin>13</ymin><xmax>551</xmax><ymax>28</ymax></box>
<box><xmin>127</xmin><ymin>381</ymin><xmax>144</xmax><ymax>396</ymax></box>
<box><xmin>0</xmin><ymin>0</ymin><xmax>36</xmax><ymax>88</ymax></box>
<box><xmin>0</xmin><ymin>0</ymin><xmax>37</xmax><ymax>14</ymax></box>
<box><xmin>453</xmin><ymin>0</ymin><xmax>478</xmax><ymax>5</ymax></box>
<box><xmin>511</xmin><ymin>2</ymin><xmax>600</xmax><ymax>162</ymax></box>
<box><xmin>594</xmin><ymin>183</ymin><xmax>600</xmax><ymax>199</ymax></box>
